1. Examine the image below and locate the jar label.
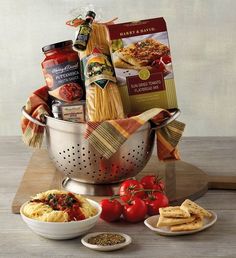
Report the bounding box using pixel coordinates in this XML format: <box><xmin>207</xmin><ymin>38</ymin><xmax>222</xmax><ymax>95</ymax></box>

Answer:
<box><xmin>61</xmin><ymin>104</ymin><xmax>86</xmax><ymax>123</ymax></box>
<box><xmin>81</xmin><ymin>48</ymin><xmax>116</xmax><ymax>89</ymax></box>
<box><xmin>74</xmin><ymin>25</ymin><xmax>91</xmax><ymax>48</ymax></box>
<box><xmin>44</xmin><ymin>60</ymin><xmax>84</xmax><ymax>102</ymax></box>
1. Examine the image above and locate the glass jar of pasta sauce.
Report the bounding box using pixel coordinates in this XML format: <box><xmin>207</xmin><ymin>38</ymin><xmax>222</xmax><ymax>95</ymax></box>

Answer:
<box><xmin>42</xmin><ymin>40</ymin><xmax>84</xmax><ymax>102</ymax></box>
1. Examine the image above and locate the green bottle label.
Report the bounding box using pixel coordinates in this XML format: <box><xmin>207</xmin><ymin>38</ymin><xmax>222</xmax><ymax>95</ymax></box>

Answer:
<box><xmin>81</xmin><ymin>48</ymin><xmax>116</xmax><ymax>89</ymax></box>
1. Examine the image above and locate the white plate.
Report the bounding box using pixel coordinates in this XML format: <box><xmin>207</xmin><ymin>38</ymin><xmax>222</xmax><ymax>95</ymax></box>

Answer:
<box><xmin>144</xmin><ymin>210</ymin><xmax>217</xmax><ymax>236</ymax></box>
<box><xmin>81</xmin><ymin>232</ymin><xmax>132</xmax><ymax>251</ymax></box>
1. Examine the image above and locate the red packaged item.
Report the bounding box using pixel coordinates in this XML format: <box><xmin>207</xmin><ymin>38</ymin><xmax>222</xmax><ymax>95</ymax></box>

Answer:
<box><xmin>42</xmin><ymin>40</ymin><xmax>84</xmax><ymax>102</ymax></box>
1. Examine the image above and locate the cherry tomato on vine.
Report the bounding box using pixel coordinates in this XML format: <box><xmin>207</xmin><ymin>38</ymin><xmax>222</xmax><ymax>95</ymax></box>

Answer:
<box><xmin>123</xmin><ymin>197</ymin><xmax>147</xmax><ymax>223</ymax></box>
<box><xmin>151</xmin><ymin>58</ymin><xmax>160</xmax><ymax>66</ymax></box>
<box><xmin>151</xmin><ymin>59</ymin><xmax>166</xmax><ymax>73</ymax></box>
<box><xmin>140</xmin><ymin>175</ymin><xmax>165</xmax><ymax>191</ymax></box>
<box><xmin>100</xmin><ymin>199</ymin><xmax>123</xmax><ymax>222</ymax></box>
<box><xmin>161</xmin><ymin>55</ymin><xmax>171</xmax><ymax>64</ymax></box>
<box><xmin>145</xmin><ymin>192</ymin><xmax>169</xmax><ymax>216</ymax></box>
<box><xmin>119</xmin><ymin>179</ymin><xmax>145</xmax><ymax>202</ymax></box>
<box><xmin>157</xmin><ymin>62</ymin><xmax>166</xmax><ymax>73</ymax></box>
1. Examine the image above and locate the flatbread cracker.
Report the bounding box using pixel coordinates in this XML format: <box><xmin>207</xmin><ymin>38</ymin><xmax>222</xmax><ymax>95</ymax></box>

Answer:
<box><xmin>157</xmin><ymin>214</ymin><xmax>196</xmax><ymax>227</ymax></box>
<box><xmin>170</xmin><ymin>216</ymin><xmax>203</xmax><ymax>232</ymax></box>
<box><xmin>159</xmin><ymin>206</ymin><xmax>191</xmax><ymax>218</ymax></box>
<box><xmin>116</xmin><ymin>38</ymin><xmax>169</xmax><ymax>67</ymax></box>
<box><xmin>180</xmin><ymin>199</ymin><xmax>212</xmax><ymax>218</ymax></box>
<box><xmin>113</xmin><ymin>55</ymin><xmax>139</xmax><ymax>70</ymax></box>
<box><xmin>113</xmin><ymin>54</ymin><xmax>151</xmax><ymax>70</ymax></box>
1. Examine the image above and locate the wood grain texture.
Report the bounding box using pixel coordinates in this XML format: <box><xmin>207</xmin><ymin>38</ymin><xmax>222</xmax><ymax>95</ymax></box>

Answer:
<box><xmin>1</xmin><ymin>136</ymin><xmax>236</xmax><ymax>258</ymax></box>
<box><xmin>12</xmin><ymin>150</ymin><xmax>211</xmax><ymax>213</ymax></box>
<box><xmin>208</xmin><ymin>175</ymin><xmax>236</xmax><ymax>190</ymax></box>
<box><xmin>179</xmin><ymin>137</ymin><xmax>236</xmax><ymax>176</ymax></box>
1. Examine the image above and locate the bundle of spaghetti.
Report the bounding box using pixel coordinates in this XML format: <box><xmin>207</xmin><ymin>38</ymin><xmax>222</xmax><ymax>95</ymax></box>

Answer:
<box><xmin>79</xmin><ymin>23</ymin><xmax>124</xmax><ymax>122</ymax></box>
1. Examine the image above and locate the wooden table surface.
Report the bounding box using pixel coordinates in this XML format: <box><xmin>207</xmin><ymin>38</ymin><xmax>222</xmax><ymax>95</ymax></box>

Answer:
<box><xmin>1</xmin><ymin>136</ymin><xmax>236</xmax><ymax>258</ymax></box>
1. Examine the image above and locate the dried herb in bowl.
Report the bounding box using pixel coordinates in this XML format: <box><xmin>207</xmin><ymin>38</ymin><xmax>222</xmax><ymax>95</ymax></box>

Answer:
<box><xmin>88</xmin><ymin>233</ymin><xmax>126</xmax><ymax>246</ymax></box>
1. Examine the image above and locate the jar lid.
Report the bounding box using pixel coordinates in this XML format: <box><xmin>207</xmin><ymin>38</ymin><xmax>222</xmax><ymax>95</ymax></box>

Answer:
<box><xmin>42</xmin><ymin>40</ymin><xmax>73</xmax><ymax>52</ymax></box>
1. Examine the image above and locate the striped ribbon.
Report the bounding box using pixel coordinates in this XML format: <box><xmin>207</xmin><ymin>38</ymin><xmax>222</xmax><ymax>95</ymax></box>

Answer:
<box><xmin>85</xmin><ymin>108</ymin><xmax>185</xmax><ymax>160</ymax></box>
<box><xmin>21</xmin><ymin>86</ymin><xmax>51</xmax><ymax>148</ymax></box>
<box><xmin>21</xmin><ymin>87</ymin><xmax>185</xmax><ymax>160</ymax></box>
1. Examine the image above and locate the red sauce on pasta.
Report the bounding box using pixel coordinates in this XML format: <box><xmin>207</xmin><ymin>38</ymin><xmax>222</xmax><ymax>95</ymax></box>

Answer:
<box><xmin>31</xmin><ymin>192</ymin><xmax>85</xmax><ymax>221</ymax></box>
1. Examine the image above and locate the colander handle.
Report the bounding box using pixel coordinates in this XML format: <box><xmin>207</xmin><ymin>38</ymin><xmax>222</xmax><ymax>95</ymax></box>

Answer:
<box><xmin>151</xmin><ymin>108</ymin><xmax>181</xmax><ymax>130</ymax></box>
<box><xmin>21</xmin><ymin>106</ymin><xmax>46</xmax><ymax>127</ymax></box>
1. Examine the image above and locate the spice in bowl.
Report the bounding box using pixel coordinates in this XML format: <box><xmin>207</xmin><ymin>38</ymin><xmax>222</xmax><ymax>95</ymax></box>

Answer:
<box><xmin>88</xmin><ymin>233</ymin><xmax>126</xmax><ymax>246</ymax></box>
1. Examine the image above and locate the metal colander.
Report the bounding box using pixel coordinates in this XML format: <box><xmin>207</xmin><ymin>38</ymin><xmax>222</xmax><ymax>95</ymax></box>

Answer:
<box><xmin>22</xmin><ymin>107</ymin><xmax>180</xmax><ymax>184</ymax></box>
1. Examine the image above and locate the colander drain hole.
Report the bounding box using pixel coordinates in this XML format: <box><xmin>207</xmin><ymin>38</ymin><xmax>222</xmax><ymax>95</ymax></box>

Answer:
<box><xmin>54</xmin><ymin>138</ymin><xmax>149</xmax><ymax>183</ymax></box>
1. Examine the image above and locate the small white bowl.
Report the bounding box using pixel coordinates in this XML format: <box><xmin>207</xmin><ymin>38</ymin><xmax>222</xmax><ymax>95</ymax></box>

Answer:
<box><xmin>81</xmin><ymin>232</ymin><xmax>132</xmax><ymax>251</ymax></box>
<box><xmin>20</xmin><ymin>199</ymin><xmax>102</xmax><ymax>240</ymax></box>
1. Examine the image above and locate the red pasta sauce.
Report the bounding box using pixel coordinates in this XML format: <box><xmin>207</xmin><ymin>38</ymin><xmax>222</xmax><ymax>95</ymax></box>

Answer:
<box><xmin>31</xmin><ymin>192</ymin><xmax>85</xmax><ymax>221</ymax></box>
<box><xmin>41</xmin><ymin>40</ymin><xmax>84</xmax><ymax>102</ymax></box>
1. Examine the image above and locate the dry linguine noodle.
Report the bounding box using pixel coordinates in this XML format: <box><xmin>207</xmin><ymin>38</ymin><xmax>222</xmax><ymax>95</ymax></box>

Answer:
<box><xmin>78</xmin><ymin>23</ymin><xmax>124</xmax><ymax>122</ymax></box>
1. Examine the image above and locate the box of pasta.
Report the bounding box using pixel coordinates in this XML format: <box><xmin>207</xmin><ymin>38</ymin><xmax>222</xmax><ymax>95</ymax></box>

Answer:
<box><xmin>107</xmin><ymin>17</ymin><xmax>178</xmax><ymax>114</ymax></box>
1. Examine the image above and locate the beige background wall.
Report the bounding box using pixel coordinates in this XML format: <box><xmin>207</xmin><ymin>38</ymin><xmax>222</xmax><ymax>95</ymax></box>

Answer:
<box><xmin>0</xmin><ymin>0</ymin><xmax>235</xmax><ymax>136</ymax></box>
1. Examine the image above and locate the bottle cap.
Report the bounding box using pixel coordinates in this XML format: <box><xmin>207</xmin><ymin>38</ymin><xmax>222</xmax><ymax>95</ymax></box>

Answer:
<box><xmin>86</xmin><ymin>11</ymin><xmax>96</xmax><ymax>19</ymax></box>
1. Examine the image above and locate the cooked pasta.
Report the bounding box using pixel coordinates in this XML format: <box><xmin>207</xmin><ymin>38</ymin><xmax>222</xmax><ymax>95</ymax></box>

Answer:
<box><xmin>32</xmin><ymin>189</ymin><xmax>63</xmax><ymax>201</ymax></box>
<box><xmin>22</xmin><ymin>190</ymin><xmax>97</xmax><ymax>222</ymax></box>
<box><xmin>39</xmin><ymin>210</ymin><xmax>68</xmax><ymax>222</ymax></box>
<box><xmin>23</xmin><ymin>202</ymin><xmax>52</xmax><ymax>219</ymax></box>
<box><xmin>78</xmin><ymin>23</ymin><xmax>124</xmax><ymax>122</ymax></box>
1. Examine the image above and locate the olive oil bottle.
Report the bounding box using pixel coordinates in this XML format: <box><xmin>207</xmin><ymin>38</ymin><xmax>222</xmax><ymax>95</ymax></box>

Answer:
<box><xmin>74</xmin><ymin>11</ymin><xmax>96</xmax><ymax>51</ymax></box>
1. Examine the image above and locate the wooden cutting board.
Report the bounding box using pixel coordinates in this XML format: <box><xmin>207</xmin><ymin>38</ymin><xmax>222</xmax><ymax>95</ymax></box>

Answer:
<box><xmin>12</xmin><ymin>149</ymin><xmax>236</xmax><ymax>214</ymax></box>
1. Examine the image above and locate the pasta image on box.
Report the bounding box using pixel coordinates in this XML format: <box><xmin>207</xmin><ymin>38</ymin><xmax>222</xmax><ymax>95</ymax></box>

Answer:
<box><xmin>107</xmin><ymin>17</ymin><xmax>178</xmax><ymax>114</ymax></box>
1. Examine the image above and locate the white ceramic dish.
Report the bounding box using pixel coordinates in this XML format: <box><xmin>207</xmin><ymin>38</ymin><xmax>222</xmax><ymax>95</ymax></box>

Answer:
<box><xmin>144</xmin><ymin>210</ymin><xmax>217</xmax><ymax>236</ymax></box>
<box><xmin>81</xmin><ymin>232</ymin><xmax>132</xmax><ymax>251</ymax></box>
<box><xmin>20</xmin><ymin>199</ymin><xmax>102</xmax><ymax>240</ymax></box>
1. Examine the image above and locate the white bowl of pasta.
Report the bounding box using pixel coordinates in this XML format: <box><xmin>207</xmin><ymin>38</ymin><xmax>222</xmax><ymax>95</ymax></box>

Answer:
<box><xmin>20</xmin><ymin>190</ymin><xmax>102</xmax><ymax>240</ymax></box>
